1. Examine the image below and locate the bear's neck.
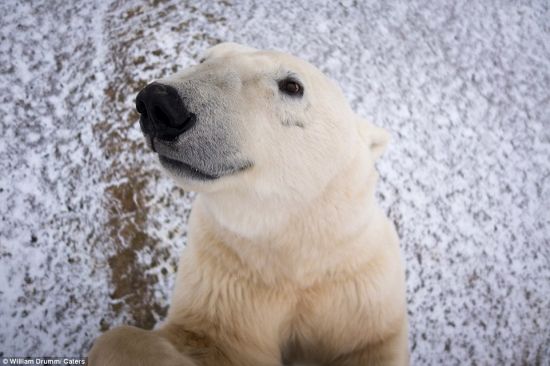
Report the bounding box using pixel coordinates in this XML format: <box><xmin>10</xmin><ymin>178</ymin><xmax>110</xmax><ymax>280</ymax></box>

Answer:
<box><xmin>192</xmin><ymin>153</ymin><xmax>387</xmax><ymax>286</ymax></box>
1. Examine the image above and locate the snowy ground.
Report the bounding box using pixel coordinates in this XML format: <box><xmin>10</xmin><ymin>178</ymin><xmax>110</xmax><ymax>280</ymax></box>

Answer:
<box><xmin>1</xmin><ymin>0</ymin><xmax>549</xmax><ymax>364</ymax></box>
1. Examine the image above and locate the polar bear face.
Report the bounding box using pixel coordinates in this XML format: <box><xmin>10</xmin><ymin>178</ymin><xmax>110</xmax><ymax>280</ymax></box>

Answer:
<box><xmin>136</xmin><ymin>43</ymin><xmax>388</xmax><ymax>205</ymax></box>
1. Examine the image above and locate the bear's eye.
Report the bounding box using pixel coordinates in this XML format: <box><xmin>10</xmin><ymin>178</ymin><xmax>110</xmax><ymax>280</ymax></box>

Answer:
<box><xmin>278</xmin><ymin>78</ymin><xmax>304</xmax><ymax>97</ymax></box>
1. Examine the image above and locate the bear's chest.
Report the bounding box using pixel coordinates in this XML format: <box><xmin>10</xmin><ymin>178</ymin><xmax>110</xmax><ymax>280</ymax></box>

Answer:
<box><xmin>282</xmin><ymin>282</ymin><xmax>377</xmax><ymax>362</ymax></box>
<box><xmin>281</xmin><ymin>270</ymin><xmax>406</xmax><ymax>363</ymax></box>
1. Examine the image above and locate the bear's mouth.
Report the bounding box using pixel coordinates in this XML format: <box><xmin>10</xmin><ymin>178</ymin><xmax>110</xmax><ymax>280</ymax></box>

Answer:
<box><xmin>158</xmin><ymin>155</ymin><xmax>219</xmax><ymax>180</ymax></box>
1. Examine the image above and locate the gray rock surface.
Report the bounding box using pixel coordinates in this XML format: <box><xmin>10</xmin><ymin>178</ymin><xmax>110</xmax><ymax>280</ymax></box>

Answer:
<box><xmin>1</xmin><ymin>0</ymin><xmax>549</xmax><ymax>364</ymax></box>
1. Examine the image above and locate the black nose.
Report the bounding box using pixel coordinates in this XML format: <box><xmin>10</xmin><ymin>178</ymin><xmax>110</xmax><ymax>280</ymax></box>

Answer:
<box><xmin>135</xmin><ymin>83</ymin><xmax>196</xmax><ymax>141</ymax></box>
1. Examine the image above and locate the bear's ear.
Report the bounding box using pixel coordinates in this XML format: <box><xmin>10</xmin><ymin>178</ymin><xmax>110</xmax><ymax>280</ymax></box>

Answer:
<box><xmin>357</xmin><ymin>119</ymin><xmax>390</xmax><ymax>160</ymax></box>
<box><xmin>200</xmin><ymin>42</ymin><xmax>257</xmax><ymax>63</ymax></box>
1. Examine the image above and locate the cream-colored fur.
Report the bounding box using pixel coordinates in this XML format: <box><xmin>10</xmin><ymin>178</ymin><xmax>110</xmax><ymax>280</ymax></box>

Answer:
<box><xmin>89</xmin><ymin>43</ymin><xmax>408</xmax><ymax>366</ymax></box>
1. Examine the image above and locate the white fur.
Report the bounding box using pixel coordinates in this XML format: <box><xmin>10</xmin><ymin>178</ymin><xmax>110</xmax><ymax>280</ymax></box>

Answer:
<box><xmin>89</xmin><ymin>43</ymin><xmax>408</xmax><ymax>366</ymax></box>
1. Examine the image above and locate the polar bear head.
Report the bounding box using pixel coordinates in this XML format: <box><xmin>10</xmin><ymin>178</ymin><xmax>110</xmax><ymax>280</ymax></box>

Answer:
<box><xmin>136</xmin><ymin>43</ymin><xmax>389</xmax><ymax>215</ymax></box>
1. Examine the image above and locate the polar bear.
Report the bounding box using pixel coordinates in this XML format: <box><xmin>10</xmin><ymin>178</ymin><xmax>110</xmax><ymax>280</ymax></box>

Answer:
<box><xmin>89</xmin><ymin>43</ymin><xmax>408</xmax><ymax>366</ymax></box>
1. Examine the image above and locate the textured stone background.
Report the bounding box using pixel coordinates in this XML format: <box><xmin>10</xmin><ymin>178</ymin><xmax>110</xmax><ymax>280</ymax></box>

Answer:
<box><xmin>0</xmin><ymin>0</ymin><xmax>549</xmax><ymax>364</ymax></box>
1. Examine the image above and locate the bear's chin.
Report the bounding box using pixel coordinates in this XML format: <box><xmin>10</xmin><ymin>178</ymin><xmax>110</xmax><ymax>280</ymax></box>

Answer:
<box><xmin>158</xmin><ymin>155</ymin><xmax>219</xmax><ymax>181</ymax></box>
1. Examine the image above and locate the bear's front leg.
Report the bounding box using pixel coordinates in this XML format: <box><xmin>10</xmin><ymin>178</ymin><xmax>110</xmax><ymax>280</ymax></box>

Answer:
<box><xmin>88</xmin><ymin>325</ymin><xmax>197</xmax><ymax>366</ymax></box>
<box><xmin>331</xmin><ymin>322</ymin><xmax>409</xmax><ymax>366</ymax></box>
<box><xmin>156</xmin><ymin>322</ymin><xmax>285</xmax><ymax>366</ymax></box>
